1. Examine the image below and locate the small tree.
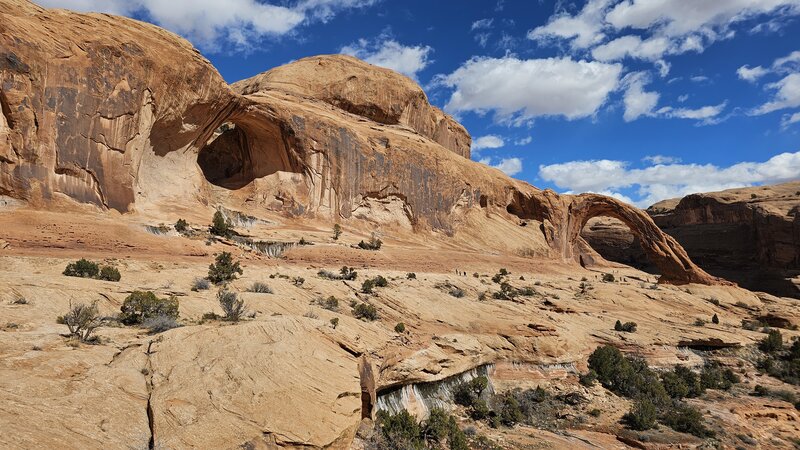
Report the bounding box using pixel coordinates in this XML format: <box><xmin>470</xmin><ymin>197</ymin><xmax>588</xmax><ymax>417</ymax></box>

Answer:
<box><xmin>614</xmin><ymin>320</ymin><xmax>623</xmax><ymax>331</ymax></box>
<box><xmin>625</xmin><ymin>398</ymin><xmax>657</xmax><ymax>430</ymax></box>
<box><xmin>207</xmin><ymin>252</ymin><xmax>243</xmax><ymax>284</ymax></box>
<box><xmin>352</xmin><ymin>302</ymin><xmax>378</xmax><ymax>321</ymax></box>
<box><xmin>218</xmin><ymin>290</ymin><xmax>247</xmax><ymax>322</ymax></box>
<box><xmin>602</xmin><ymin>273</ymin><xmax>615</xmax><ymax>282</ymax></box>
<box><xmin>358</xmin><ymin>232</ymin><xmax>382</xmax><ymax>250</ymax></box>
<box><xmin>332</xmin><ymin>224</ymin><xmax>342</xmax><ymax>240</ymax></box>
<box><xmin>330</xmin><ymin>317</ymin><xmax>339</xmax><ymax>329</ymax></box>
<box><xmin>210</xmin><ymin>211</ymin><xmax>232</xmax><ymax>237</ymax></box>
<box><xmin>63</xmin><ymin>258</ymin><xmax>100</xmax><ymax>278</ymax></box>
<box><xmin>395</xmin><ymin>322</ymin><xmax>406</xmax><ymax>333</ymax></box>
<box><xmin>340</xmin><ymin>266</ymin><xmax>357</xmax><ymax>280</ymax></box>
<box><xmin>175</xmin><ymin>218</ymin><xmax>188</xmax><ymax>232</ymax></box>
<box><xmin>119</xmin><ymin>291</ymin><xmax>179</xmax><ymax>325</ymax></box>
<box><xmin>760</xmin><ymin>329</ymin><xmax>783</xmax><ymax>353</ymax></box>
<box><xmin>60</xmin><ymin>301</ymin><xmax>101</xmax><ymax>342</ymax></box>
<box><xmin>711</xmin><ymin>313</ymin><xmax>719</xmax><ymax>324</ymax></box>
<box><xmin>98</xmin><ymin>265</ymin><xmax>121</xmax><ymax>282</ymax></box>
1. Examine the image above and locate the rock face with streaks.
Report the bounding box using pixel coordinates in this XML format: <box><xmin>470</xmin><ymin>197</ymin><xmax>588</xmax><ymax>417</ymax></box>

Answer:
<box><xmin>0</xmin><ymin>0</ymin><xmax>718</xmax><ymax>286</ymax></box>
<box><xmin>648</xmin><ymin>182</ymin><xmax>800</xmax><ymax>297</ymax></box>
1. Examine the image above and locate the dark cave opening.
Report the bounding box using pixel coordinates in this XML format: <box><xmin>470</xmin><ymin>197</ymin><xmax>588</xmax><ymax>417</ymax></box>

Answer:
<box><xmin>197</xmin><ymin>118</ymin><xmax>298</xmax><ymax>190</ymax></box>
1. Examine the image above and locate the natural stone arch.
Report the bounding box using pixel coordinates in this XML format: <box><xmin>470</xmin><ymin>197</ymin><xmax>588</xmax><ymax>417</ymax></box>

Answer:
<box><xmin>565</xmin><ymin>194</ymin><xmax>721</xmax><ymax>285</ymax></box>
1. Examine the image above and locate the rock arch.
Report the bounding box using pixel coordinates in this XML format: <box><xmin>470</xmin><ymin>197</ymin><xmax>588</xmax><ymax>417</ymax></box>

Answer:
<box><xmin>565</xmin><ymin>194</ymin><xmax>722</xmax><ymax>285</ymax></box>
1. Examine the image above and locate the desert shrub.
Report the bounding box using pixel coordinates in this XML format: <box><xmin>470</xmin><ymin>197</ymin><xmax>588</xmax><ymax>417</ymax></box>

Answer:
<box><xmin>63</xmin><ymin>258</ymin><xmax>99</xmax><ymax>278</ymax></box>
<box><xmin>217</xmin><ymin>290</ymin><xmax>246</xmax><ymax>321</ymax></box>
<box><xmin>694</xmin><ymin>318</ymin><xmax>707</xmax><ymax>327</ymax></box>
<box><xmin>406</xmin><ymin>272</ymin><xmax>416</xmax><ymax>279</ymax></box>
<box><xmin>247</xmin><ymin>282</ymin><xmax>273</xmax><ymax>294</ymax></box>
<box><xmin>700</xmin><ymin>362</ymin><xmax>740</xmax><ymax>390</ymax></box>
<box><xmin>60</xmin><ymin>301</ymin><xmax>101</xmax><ymax>342</ymax></box>
<box><xmin>579</xmin><ymin>370</ymin><xmax>598</xmax><ymax>387</ymax></box>
<box><xmin>98</xmin><ymin>265</ymin><xmax>121</xmax><ymax>282</ymax></box>
<box><xmin>210</xmin><ymin>210</ymin><xmax>232</xmax><ymax>237</ymax></box>
<box><xmin>332</xmin><ymin>224</ymin><xmax>342</xmax><ymax>240</ymax></box>
<box><xmin>362</xmin><ymin>276</ymin><xmax>388</xmax><ymax>293</ymax></box>
<box><xmin>394</xmin><ymin>322</ymin><xmax>406</xmax><ymax>333</ymax></box>
<box><xmin>143</xmin><ymin>315</ymin><xmax>179</xmax><ymax>333</ymax></box>
<box><xmin>757</xmin><ymin>338</ymin><xmax>800</xmax><ymax>385</ymax></box>
<box><xmin>498</xmin><ymin>268</ymin><xmax>509</xmax><ymax>276</ymax></box>
<box><xmin>175</xmin><ymin>218</ymin><xmax>188</xmax><ymax>232</ymax></box>
<box><xmin>292</xmin><ymin>277</ymin><xmax>305</xmax><ymax>286</ymax></box>
<box><xmin>760</xmin><ymin>329</ymin><xmax>783</xmax><ymax>353</ymax></box>
<box><xmin>454</xmin><ymin>376</ymin><xmax>488</xmax><ymax>409</ymax></box>
<box><xmin>495</xmin><ymin>392</ymin><xmax>524</xmax><ymax>427</ymax></box>
<box><xmin>602</xmin><ymin>273</ymin><xmax>615</xmax><ymax>282</ymax></box>
<box><xmin>192</xmin><ymin>277</ymin><xmax>211</xmax><ymax>291</ymax></box>
<box><xmin>340</xmin><ymin>266</ymin><xmax>357</xmax><ymax>280</ymax></box>
<box><xmin>330</xmin><ymin>317</ymin><xmax>339</xmax><ymax>329</ymax></box>
<box><xmin>614</xmin><ymin>320</ymin><xmax>637</xmax><ymax>332</ymax></box>
<box><xmin>207</xmin><ymin>252</ymin><xmax>243</xmax><ymax>284</ymax></box>
<box><xmin>303</xmin><ymin>310</ymin><xmax>319</xmax><ymax>319</ymax></box>
<box><xmin>119</xmin><ymin>291</ymin><xmax>179</xmax><ymax>326</ymax></box>
<box><xmin>661</xmin><ymin>370</ymin><xmax>690</xmax><ymax>399</ymax></box>
<box><xmin>375</xmin><ymin>410</ymin><xmax>423</xmax><ymax>450</ymax></box>
<box><xmin>316</xmin><ymin>296</ymin><xmax>339</xmax><ymax>311</ymax></box>
<box><xmin>661</xmin><ymin>404</ymin><xmax>713</xmax><ymax>438</ymax></box>
<box><xmin>358</xmin><ymin>232</ymin><xmax>382</xmax><ymax>250</ymax></box>
<box><xmin>712</xmin><ymin>313</ymin><xmax>720</xmax><ymax>324</ymax></box>
<box><xmin>624</xmin><ymin>399</ymin><xmax>657</xmax><ymax>431</ymax></box>
<box><xmin>352</xmin><ymin>302</ymin><xmax>378</xmax><ymax>321</ymax></box>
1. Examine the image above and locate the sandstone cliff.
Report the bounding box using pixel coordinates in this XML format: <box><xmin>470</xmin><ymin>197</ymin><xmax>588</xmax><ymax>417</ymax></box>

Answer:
<box><xmin>0</xmin><ymin>0</ymin><xmax>718</xmax><ymax>286</ymax></box>
<box><xmin>649</xmin><ymin>182</ymin><xmax>800</xmax><ymax>297</ymax></box>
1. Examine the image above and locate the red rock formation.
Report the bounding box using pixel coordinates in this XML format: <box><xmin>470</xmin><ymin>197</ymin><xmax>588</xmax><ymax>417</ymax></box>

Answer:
<box><xmin>649</xmin><ymin>183</ymin><xmax>800</xmax><ymax>297</ymax></box>
<box><xmin>0</xmin><ymin>0</ymin><xmax>720</xmax><ymax>286</ymax></box>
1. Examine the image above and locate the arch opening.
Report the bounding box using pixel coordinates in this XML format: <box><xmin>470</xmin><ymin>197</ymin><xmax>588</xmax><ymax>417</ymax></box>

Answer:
<box><xmin>197</xmin><ymin>115</ymin><xmax>300</xmax><ymax>190</ymax></box>
<box><xmin>580</xmin><ymin>216</ymin><xmax>659</xmax><ymax>275</ymax></box>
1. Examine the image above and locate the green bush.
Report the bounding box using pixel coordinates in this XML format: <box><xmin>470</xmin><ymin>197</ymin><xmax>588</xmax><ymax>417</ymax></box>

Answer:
<box><xmin>712</xmin><ymin>313</ymin><xmax>719</xmax><ymax>324</ymax></box>
<box><xmin>760</xmin><ymin>329</ymin><xmax>783</xmax><ymax>353</ymax></box>
<box><xmin>358</xmin><ymin>232</ymin><xmax>382</xmax><ymax>250</ymax></box>
<box><xmin>700</xmin><ymin>362</ymin><xmax>740</xmax><ymax>390</ymax></box>
<box><xmin>63</xmin><ymin>258</ymin><xmax>99</xmax><ymax>278</ymax></box>
<box><xmin>340</xmin><ymin>266</ymin><xmax>357</xmax><ymax>280</ymax></box>
<box><xmin>175</xmin><ymin>218</ymin><xmax>188</xmax><ymax>232</ymax></box>
<box><xmin>579</xmin><ymin>370</ymin><xmax>598</xmax><ymax>387</ymax></box>
<box><xmin>218</xmin><ymin>289</ymin><xmax>247</xmax><ymax>321</ymax></box>
<box><xmin>362</xmin><ymin>275</ymin><xmax>388</xmax><ymax>293</ymax></box>
<box><xmin>119</xmin><ymin>291</ymin><xmax>179</xmax><ymax>326</ymax></box>
<box><xmin>496</xmin><ymin>392</ymin><xmax>523</xmax><ymax>427</ymax></box>
<box><xmin>614</xmin><ymin>320</ymin><xmax>637</xmax><ymax>332</ymax></box>
<box><xmin>602</xmin><ymin>273</ymin><xmax>615</xmax><ymax>282</ymax></box>
<box><xmin>394</xmin><ymin>322</ymin><xmax>406</xmax><ymax>333</ymax></box>
<box><xmin>406</xmin><ymin>272</ymin><xmax>417</xmax><ymax>279</ymax></box>
<box><xmin>624</xmin><ymin>399</ymin><xmax>657</xmax><ymax>430</ymax></box>
<box><xmin>376</xmin><ymin>410</ymin><xmax>423</xmax><ymax>450</ymax></box>
<box><xmin>207</xmin><ymin>252</ymin><xmax>243</xmax><ymax>284</ymax></box>
<box><xmin>60</xmin><ymin>301</ymin><xmax>101</xmax><ymax>342</ymax></box>
<box><xmin>352</xmin><ymin>302</ymin><xmax>378</xmax><ymax>321</ymax></box>
<box><xmin>661</xmin><ymin>370</ymin><xmax>690</xmax><ymax>399</ymax></box>
<box><xmin>98</xmin><ymin>265</ymin><xmax>121</xmax><ymax>282</ymax></box>
<box><xmin>317</xmin><ymin>296</ymin><xmax>339</xmax><ymax>311</ymax></box>
<box><xmin>661</xmin><ymin>404</ymin><xmax>713</xmax><ymax>438</ymax></box>
<box><xmin>332</xmin><ymin>224</ymin><xmax>342</xmax><ymax>240</ymax></box>
<box><xmin>247</xmin><ymin>282</ymin><xmax>272</xmax><ymax>294</ymax></box>
<box><xmin>210</xmin><ymin>210</ymin><xmax>232</xmax><ymax>237</ymax></box>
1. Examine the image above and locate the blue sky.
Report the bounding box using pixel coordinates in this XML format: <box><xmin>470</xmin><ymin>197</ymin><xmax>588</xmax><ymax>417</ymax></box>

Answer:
<box><xmin>43</xmin><ymin>0</ymin><xmax>800</xmax><ymax>206</ymax></box>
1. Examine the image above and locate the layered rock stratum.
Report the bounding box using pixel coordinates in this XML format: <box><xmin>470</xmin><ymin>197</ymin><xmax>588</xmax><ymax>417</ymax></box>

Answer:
<box><xmin>2</xmin><ymin>1</ymin><xmax>799</xmax><ymax>449</ymax></box>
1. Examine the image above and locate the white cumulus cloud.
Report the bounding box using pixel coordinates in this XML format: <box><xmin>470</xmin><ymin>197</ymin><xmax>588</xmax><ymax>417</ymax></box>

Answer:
<box><xmin>737</xmin><ymin>64</ymin><xmax>769</xmax><ymax>82</ymax></box>
<box><xmin>40</xmin><ymin>0</ymin><xmax>376</xmax><ymax>51</ymax></box>
<box><xmin>479</xmin><ymin>156</ymin><xmax>523</xmax><ymax>176</ymax></box>
<box><xmin>436</xmin><ymin>56</ymin><xmax>623</xmax><ymax>124</ymax></box>
<box><xmin>340</xmin><ymin>36</ymin><xmax>433</xmax><ymax>80</ymax></box>
<box><xmin>622</xmin><ymin>72</ymin><xmax>660</xmax><ymax>121</ymax></box>
<box><xmin>472</xmin><ymin>135</ymin><xmax>505</xmax><ymax>151</ymax></box>
<box><xmin>539</xmin><ymin>151</ymin><xmax>800</xmax><ymax>207</ymax></box>
<box><xmin>528</xmin><ymin>0</ymin><xmax>613</xmax><ymax>49</ymax></box>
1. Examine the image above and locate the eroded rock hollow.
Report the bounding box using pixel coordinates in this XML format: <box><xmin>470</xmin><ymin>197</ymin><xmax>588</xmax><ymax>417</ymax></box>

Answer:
<box><xmin>0</xmin><ymin>0</ymin><xmax>719</xmax><ymax>285</ymax></box>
